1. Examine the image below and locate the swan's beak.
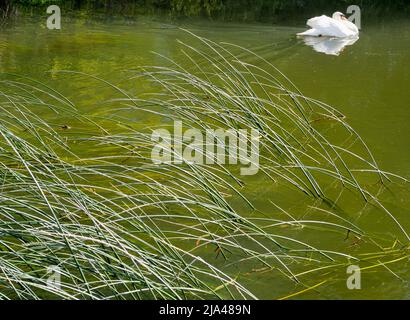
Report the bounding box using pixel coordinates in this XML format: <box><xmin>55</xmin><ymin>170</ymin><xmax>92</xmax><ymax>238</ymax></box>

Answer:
<box><xmin>341</xmin><ymin>15</ymin><xmax>347</xmax><ymax>20</ymax></box>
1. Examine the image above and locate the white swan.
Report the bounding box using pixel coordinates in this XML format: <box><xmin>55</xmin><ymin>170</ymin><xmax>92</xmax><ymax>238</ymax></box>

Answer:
<box><xmin>297</xmin><ymin>12</ymin><xmax>359</xmax><ymax>38</ymax></box>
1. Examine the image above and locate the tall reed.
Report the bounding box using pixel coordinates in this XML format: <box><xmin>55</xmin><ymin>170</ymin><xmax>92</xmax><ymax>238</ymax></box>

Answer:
<box><xmin>0</xmin><ymin>34</ymin><xmax>408</xmax><ymax>299</ymax></box>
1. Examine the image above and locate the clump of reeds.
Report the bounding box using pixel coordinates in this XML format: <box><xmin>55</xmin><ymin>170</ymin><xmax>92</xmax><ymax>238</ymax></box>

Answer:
<box><xmin>0</xmin><ymin>34</ymin><xmax>408</xmax><ymax>299</ymax></box>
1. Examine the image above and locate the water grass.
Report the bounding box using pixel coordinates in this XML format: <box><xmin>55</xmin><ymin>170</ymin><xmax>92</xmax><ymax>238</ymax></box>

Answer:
<box><xmin>0</xmin><ymin>33</ymin><xmax>408</xmax><ymax>299</ymax></box>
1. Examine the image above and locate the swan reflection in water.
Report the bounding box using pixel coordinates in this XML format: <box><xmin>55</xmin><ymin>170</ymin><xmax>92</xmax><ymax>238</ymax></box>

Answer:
<box><xmin>300</xmin><ymin>36</ymin><xmax>359</xmax><ymax>56</ymax></box>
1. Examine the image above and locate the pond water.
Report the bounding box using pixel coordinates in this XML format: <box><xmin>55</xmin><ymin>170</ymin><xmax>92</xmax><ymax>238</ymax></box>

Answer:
<box><xmin>1</xmin><ymin>15</ymin><xmax>410</xmax><ymax>299</ymax></box>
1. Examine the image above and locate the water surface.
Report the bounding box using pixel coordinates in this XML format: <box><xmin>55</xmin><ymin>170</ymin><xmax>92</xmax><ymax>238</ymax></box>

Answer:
<box><xmin>1</xmin><ymin>15</ymin><xmax>410</xmax><ymax>299</ymax></box>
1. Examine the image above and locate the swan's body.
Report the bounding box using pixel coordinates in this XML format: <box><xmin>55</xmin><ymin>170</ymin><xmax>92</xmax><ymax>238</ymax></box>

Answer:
<box><xmin>297</xmin><ymin>12</ymin><xmax>359</xmax><ymax>37</ymax></box>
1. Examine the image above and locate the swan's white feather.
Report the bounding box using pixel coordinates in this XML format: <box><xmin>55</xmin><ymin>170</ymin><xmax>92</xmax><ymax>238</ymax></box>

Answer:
<box><xmin>298</xmin><ymin>14</ymin><xmax>358</xmax><ymax>37</ymax></box>
<box><xmin>343</xmin><ymin>19</ymin><xmax>359</xmax><ymax>34</ymax></box>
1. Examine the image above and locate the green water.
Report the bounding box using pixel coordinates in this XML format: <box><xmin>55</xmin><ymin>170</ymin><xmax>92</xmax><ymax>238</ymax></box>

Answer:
<box><xmin>1</xmin><ymin>15</ymin><xmax>410</xmax><ymax>299</ymax></box>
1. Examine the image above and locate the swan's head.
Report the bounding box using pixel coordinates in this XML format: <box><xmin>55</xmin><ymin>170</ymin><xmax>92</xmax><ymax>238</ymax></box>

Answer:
<box><xmin>332</xmin><ymin>12</ymin><xmax>347</xmax><ymax>21</ymax></box>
